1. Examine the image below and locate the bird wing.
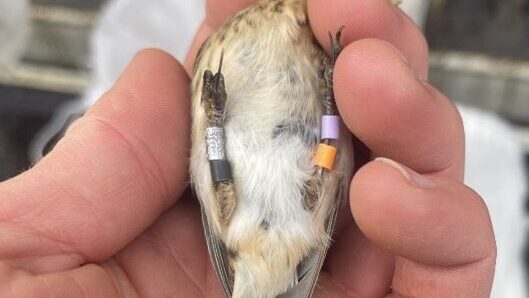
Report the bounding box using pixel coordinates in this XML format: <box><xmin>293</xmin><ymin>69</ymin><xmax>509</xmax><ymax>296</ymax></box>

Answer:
<box><xmin>279</xmin><ymin>203</ymin><xmax>340</xmax><ymax>298</ymax></box>
<box><xmin>201</xmin><ymin>207</ymin><xmax>234</xmax><ymax>296</ymax></box>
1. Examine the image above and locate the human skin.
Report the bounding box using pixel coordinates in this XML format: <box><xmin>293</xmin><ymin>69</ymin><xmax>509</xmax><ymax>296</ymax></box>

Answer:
<box><xmin>0</xmin><ymin>0</ymin><xmax>495</xmax><ymax>297</ymax></box>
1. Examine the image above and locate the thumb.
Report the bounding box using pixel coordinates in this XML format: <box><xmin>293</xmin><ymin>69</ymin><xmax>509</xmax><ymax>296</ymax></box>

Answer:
<box><xmin>0</xmin><ymin>49</ymin><xmax>191</xmax><ymax>269</ymax></box>
<box><xmin>351</xmin><ymin>158</ymin><xmax>496</xmax><ymax>297</ymax></box>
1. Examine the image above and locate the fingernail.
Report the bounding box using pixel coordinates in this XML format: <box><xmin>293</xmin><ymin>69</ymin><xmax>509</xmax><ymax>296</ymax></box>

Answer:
<box><xmin>375</xmin><ymin>157</ymin><xmax>435</xmax><ymax>189</ymax></box>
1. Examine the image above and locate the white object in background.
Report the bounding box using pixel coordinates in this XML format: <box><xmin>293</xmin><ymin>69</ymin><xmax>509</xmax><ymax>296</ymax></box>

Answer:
<box><xmin>400</xmin><ymin>0</ymin><xmax>431</xmax><ymax>28</ymax></box>
<box><xmin>461</xmin><ymin>105</ymin><xmax>528</xmax><ymax>298</ymax></box>
<box><xmin>0</xmin><ymin>0</ymin><xmax>30</xmax><ymax>78</ymax></box>
<box><xmin>82</xmin><ymin>0</ymin><xmax>205</xmax><ymax>108</ymax></box>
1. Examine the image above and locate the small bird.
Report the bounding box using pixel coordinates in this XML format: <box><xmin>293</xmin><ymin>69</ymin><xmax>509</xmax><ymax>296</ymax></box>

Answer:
<box><xmin>189</xmin><ymin>0</ymin><xmax>390</xmax><ymax>296</ymax></box>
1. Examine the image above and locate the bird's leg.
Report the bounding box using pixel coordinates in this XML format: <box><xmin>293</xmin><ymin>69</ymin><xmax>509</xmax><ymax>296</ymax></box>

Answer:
<box><xmin>302</xmin><ymin>178</ymin><xmax>320</xmax><ymax>211</ymax></box>
<box><xmin>304</xmin><ymin>27</ymin><xmax>345</xmax><ymax>211</ymax></box>
<box><xmin>321</xmin><ymin>27</ymin><xmax>344</xmax><ymax>143</ymax></box>
<box><xmin>322</xmin><ymin>26</ymin><xmax>344</xmax><ymax>117</ymax></box>
<box><xmin>201</xmin><ymin>70</ymin><xmax>216</xmax><ymax>121</ymax></box>
<box><xmin>329</xmin><ymin>26</ymin><xmax>345</xmax><ymax>66</ymax></box>
<box><xmin>201</xmin><ymin>52</ymin><xmax>227</xmax><ymax>127</ymax></box>
<box><xmin>202</xmin><ymin>53</ymin><xmax>237</xmax><ymax>226</ymax></box>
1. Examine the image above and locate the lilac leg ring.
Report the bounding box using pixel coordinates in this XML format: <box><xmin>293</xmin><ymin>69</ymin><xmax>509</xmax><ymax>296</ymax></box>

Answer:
<box><xmin>321</xmin><ymin>115</ymin><xmax>340</xmax><ymax>140</ymax></box>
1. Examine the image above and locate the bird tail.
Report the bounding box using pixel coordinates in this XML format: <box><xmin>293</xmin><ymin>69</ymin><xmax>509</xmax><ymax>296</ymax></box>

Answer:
<box><xmin>231</xmin><ymin>244</ymin><xmax>300</xmax><ymax>298</ymax></box>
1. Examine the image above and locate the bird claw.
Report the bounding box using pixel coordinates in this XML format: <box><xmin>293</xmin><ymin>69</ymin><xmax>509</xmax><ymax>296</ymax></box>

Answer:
<box><xmin>328</xmin><ymin>26</ymin><xmax>345</xmax><ymax>65</ymax></box>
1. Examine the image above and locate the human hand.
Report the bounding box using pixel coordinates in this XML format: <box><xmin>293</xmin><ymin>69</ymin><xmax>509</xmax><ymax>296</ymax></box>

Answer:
<box><xmin>0</xmin><ymin>50</ymin><xmax>224</xmax><ymax>297</ymax></box>
<box><xmin>0</xmin><ymin>0</ymin><xmax>495</xmax><ymax>297</ymax></box>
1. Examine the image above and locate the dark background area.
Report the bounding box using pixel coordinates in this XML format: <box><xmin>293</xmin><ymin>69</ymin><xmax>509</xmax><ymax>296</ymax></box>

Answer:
<box><xmin>427</xmin><ymin>0</ymin><xmax>529</xmax><ymax>59</ymax></box>
<box><xmin>33</xmin><ymin>0</ymin><xmax>107</xmax><ymax>10</ymax></box>
<box><xmin>0</xmin><ymin>0</ymin><xmax>96</xmax><ymax>180</ymax></box>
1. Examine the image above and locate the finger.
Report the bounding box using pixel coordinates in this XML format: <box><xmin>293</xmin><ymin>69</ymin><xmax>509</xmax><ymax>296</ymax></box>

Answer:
<box><xmin>334</xmin><ymin>39</ymin><xmax>465</xmax><ymax>180</ymax></box>
<box><xmin>0</xmin><ymin>49</ymin><xmax>191</xmax><ymax>268</ymax></box>
<box><xmin>184</xmin><ymin>0</ymin><xmax>256</xmax><ymax>73</ymax></box>
<box><xmin>1</xmin><ymin>262</ymin><xmax>122</xmax><ymax>298</ymax></box>
<box><xmin>324</xmin><ymin>221</ymin><xmax>394</xmax><ymax>297</ymax></box>
<box><xmin>112</xmin><ymin>193</ymin><xmax>221</xmax><ymax>297</ymax></box>
<box><xmin>206</xmin><ymin>0</ymin><xmax>255</xmax><ymax>29</ymax></box>
<box><xmin>1</xmin><ymin>193</ymin><xmax>222</xmax><ymax>298</ymax></box>
<box><xmin>308</xmin><ymin>0</ymin><xmax>429</xmax><ymax>79</ymax></box>
<box><xmin>184</xmin><ymin>22</ymin><xmax>214</xmax><ymax>74</ymax></box>
<box><xmin>352</xmin><ymin>159</ymin><xmax>496</xmax><ymax>297</ymax></box>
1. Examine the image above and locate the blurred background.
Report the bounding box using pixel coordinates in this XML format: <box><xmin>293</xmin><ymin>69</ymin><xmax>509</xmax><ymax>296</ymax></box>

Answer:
<box><xmin>0</xmin><ymin>0</ymin><xmax>528</xmax><ymax>297</ymax></box>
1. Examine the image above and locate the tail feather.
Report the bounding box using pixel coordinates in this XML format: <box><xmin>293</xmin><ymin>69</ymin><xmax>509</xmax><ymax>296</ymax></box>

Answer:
<box><xmin>232</xmin><ymin>246</ymin><xmax>300</xmax><ymax>298</ymax></box>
